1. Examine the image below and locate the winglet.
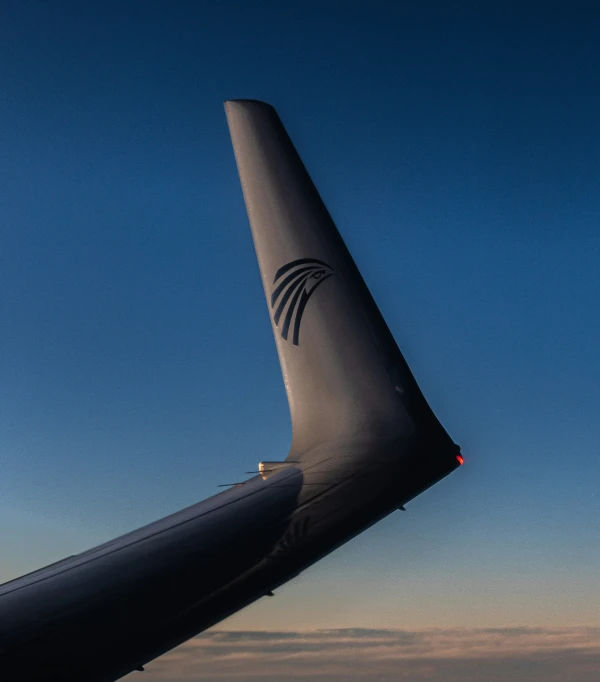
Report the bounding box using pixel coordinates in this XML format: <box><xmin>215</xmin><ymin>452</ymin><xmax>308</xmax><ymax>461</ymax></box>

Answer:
<box><xmin>225</xmin><ymin>100</ymin><xmax>454</xmax><ymax>462</ymax></box>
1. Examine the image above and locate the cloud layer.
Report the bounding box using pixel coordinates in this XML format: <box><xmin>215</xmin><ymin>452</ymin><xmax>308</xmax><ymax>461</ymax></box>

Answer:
<box><xmin>135</xmin><ymin>626</ymin><xmax>600</xmax><ymax>682</ymax></box>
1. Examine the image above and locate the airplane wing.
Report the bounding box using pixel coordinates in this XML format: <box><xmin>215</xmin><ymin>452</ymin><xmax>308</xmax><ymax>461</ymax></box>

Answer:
<box><xmin>0</xmin><ymin>100</ymin><xmax>462</xmax><ymax>682</ymax></box>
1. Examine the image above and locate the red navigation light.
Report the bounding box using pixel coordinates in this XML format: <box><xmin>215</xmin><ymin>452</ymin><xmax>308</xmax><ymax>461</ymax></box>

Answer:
<box><xmin>456</xmin><ymin>454</ymin><xmax>464</xmax><ymax>466</ymax></box>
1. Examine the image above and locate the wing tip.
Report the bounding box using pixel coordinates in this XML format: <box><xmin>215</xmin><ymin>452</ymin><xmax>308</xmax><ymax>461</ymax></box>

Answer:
<box><xmin>224</xmin><ymin>99</ymin><xmax>276</xmax><ymax>114</ymax></box>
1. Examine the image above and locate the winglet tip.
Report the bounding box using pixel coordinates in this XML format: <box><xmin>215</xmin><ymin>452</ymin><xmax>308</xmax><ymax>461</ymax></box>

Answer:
<box><xmin>224</xmin><ymin>99</ymin><xmax>276</xmax><ymax>115</ymax></box>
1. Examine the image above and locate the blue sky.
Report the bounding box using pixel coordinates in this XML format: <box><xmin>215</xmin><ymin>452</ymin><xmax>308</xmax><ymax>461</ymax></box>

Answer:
<box><xmin>1</xmin><ymin>0</ymin><xmax>599</xmax><ymax>664</ymax></box>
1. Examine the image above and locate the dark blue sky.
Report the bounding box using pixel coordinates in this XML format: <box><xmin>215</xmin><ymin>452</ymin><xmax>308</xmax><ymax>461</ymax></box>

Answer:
<box><xmin>1</xmin><ymin>1</ymin><xmax>599</xmax><ymax>632</ymax></box>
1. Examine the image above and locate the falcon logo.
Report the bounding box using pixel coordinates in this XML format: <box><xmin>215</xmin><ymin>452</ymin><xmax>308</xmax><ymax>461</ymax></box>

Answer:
<box><xmin>271</xmin><ymin>258</ymin><xmax>334</xmax><ymax>345</ymax></box>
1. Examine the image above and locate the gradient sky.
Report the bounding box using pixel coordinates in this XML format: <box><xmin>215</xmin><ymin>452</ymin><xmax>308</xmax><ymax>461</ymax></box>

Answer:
<box><xmin>1</xmin><ymin>1</ymin><xmax>600</xmax><ymax>675</ymax></box>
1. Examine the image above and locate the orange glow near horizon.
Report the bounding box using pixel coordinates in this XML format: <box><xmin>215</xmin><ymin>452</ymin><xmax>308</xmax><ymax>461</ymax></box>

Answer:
<box><xmin>456</xmin><ymin>454</ymin><xmax>464</xmax><ymax>465</ymax></box>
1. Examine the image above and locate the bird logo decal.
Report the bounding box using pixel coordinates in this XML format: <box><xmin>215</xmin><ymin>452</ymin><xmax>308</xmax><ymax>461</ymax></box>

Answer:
<box><xmin>270</xmin><ymin>258</ymin><xmax>334</xmax><ymax>345</ymax></box>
